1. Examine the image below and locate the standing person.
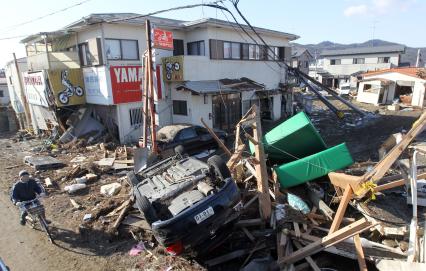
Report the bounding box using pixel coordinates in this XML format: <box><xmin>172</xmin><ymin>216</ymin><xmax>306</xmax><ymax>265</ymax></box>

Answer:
<box><xmin>10</xmin><ymin>170</ymin><xmax>49</xmax><ymax>225</ymax></box>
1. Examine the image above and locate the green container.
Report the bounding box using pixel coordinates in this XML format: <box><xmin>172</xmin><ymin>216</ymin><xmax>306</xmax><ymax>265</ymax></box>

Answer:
<box><xmin>250</xmin><ymin>112</ymin><xmax>326</xmax><ymax>163</ymax></box>
<box><xmin>274</xmin><ymin>143</ymin><xmax>354</xmax><ymax>188</ymax></box>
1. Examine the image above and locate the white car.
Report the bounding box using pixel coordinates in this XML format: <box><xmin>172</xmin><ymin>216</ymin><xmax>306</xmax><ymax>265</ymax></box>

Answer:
<box><xmin>337</xmin><ymin>84</ymin><xmax>351</xmax><ymax>95</ymax></box>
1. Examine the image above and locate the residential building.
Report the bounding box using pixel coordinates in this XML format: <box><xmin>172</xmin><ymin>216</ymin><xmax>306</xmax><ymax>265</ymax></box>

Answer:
<box><xmin>4</xmin><ymin>58</ymin><xmax>28</xmax><ymax>130</ymax></box>
<box><xmin>0</xmin><ymin>70</ymin><xmax>9</xmax><ymax>106</ymax></box>
<box><xmin>357</xmin><ymin>67</ymin><xmax>426</xmax><ymax>107</ymax></box>
<box><xmin>291</xmin><ymin>48</ymin><xmax>313</xmax><ymax>74</ymax></box>
<box><xmin>18</xmin><ymin>13</ymin><xmax>298</xmax><ymax>143</ymax></box>
<box><xmin>310</xmin><ymin>45</ymin><xmax>405</xmax><ymax>90</ymax></box>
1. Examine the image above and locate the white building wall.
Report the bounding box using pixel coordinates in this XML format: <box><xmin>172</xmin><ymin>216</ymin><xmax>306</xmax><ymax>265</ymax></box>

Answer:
<box><xmin>171</xmin><ymin>86</ymin><xmax>192</xmax><ymax>124</ymax></box>
<box><xmin>191</xmin><ymin>94</ymin><xmax>212</xmax><ymax>127</ymax></box>
<box><xmin>0</xmin><ymin>83</ymin><xmax>10</xmax><ymax>105</ymax></box>
<box><xmin>5</xmin><ymin>61</ymin><xmax>26</xmax><ymax>113</ymax></box>
<box><xmin>272</xmin><ymin>93</ymin><xmax>281</xmax><ymax>120</ymax></box>
<box><xmin>116</xmin><ymin>101</ymin><xmax>144</xmax><ymax>143</ymax></box>
<box><xmin>323</xmin><ymin>53</ymin><xmax>400</xmax><ymax>76</ymax></box>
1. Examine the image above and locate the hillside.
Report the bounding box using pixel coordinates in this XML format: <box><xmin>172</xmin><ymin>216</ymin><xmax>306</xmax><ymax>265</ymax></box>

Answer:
<box><xmin>292</xmin><ymin>39</ymin><xmax>425</xmax><ymax>66</ymax></box>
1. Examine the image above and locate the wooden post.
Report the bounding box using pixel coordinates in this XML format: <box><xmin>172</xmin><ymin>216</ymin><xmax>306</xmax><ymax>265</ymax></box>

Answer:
<box><xmin>13</xmin><ymin>53</ymin><xmax>31</xmax><ymax>129</ymax></box>
<box><xmin>200</xmin><ymin>118</ymin><xmax>232</xmax><ymax>156</ymax></box>
<box><xmin>145</xmin><ymin>19</ymin><xmax>158</xmax><ymax>153</ymax></box>
<box><xmin>353</xmin><ymin>234</ymin><xmax>368</xmax><ymax>271</ymax></box>
<box><xmin>329</xmin><ymin>184</ymin><xmax>353</xmax><ymax>234</ymax></box>
<box><xmin>141</xmin><ymin>54</ymin><xmax>149</xmax><ymax>148</ymax></box>
<box><xmin>252</xmin><ymin>105</ymin><xmax>272</xmax><ymax>220</ymax></box>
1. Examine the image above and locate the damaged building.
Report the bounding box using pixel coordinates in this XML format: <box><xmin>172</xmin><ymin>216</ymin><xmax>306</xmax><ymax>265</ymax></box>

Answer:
<box><xmin>9</xmin><ymin>13</ymin><xmax>298</xmax><ymax>143</ymax></box>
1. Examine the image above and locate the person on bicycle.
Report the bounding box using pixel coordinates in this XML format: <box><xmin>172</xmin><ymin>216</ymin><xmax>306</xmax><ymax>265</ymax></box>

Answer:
<box><xmin>11</xmin><ymin>170</ymin><xmax>50</xmax><ymax>225</ymax></box>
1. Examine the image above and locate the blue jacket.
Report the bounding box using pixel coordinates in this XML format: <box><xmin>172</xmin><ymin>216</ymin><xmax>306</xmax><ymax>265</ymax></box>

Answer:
<box><xmin>11</xmin><ymin>179</ymin><xmax>44</xmax><ymax>203</ymax></box>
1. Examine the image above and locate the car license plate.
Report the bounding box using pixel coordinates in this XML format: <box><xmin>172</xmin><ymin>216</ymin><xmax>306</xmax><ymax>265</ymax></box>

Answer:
<box><xmin>194</xmin><ymin>207</ymin><xmax>214</xmax><ymax>224</ymax></box>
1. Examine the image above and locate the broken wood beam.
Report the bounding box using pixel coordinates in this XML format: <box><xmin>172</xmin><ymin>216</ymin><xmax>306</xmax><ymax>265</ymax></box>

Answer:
<box><xmin>353</xmin><ymin>234</ymin><xmax>368</xmax><ymax>271</ymax></box>
<box><xmin>236</xmin><ymin>218</ymin><xmax>264</xmax><ymax>228</ymax></box>
<box><xmin>292</xmin><ymin>240</ymin><xmax>321</xmax><ymax>271</ymax></box>
<box><xmin>251</xmin><ymin>105</ymin><xmax>272</xmax><ymax>220</ymax></box>
<box><xmin>226</xmin><ymin>144</ymin><xmax>245</xmax><ymax>170</ymax></box>
<box><xmin>200</xmin><ymin>118</ymin><xmax>232</xmax><ymax>156</ymax></box>
<box><xmin>329</xmin><ymin>184</ymin><xmax>353</xmax><ymax>234</ymax></box>
<box><xmin>374</xmin><ymin>172</ymin><xmax>426</xmax><ymax>193</ymax></box>
<box><xmin>279</xmin><ymin>218</ymin><xmax>373</xmax><ymax>266</ymax></box>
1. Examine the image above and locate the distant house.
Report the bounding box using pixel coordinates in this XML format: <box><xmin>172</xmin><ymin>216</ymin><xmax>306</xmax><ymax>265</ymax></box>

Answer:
<box><xmin>0</xmin><ymin>70</ymin><xmax>9</xmax><ymax>107</ymax></box>
<box><xmin>312</xmin><ymin>45</ymin><xmax>405</xmax><ymax>90</ymax></box>
<box><xmin>357</xmin><ymin>67</ymin><xmax>426</xmax><ymax>107</ymax></box>
<box><xmin>291</xmin><ymin>48</ymin><xmax>313</xmax><ymax>74</ymax></box>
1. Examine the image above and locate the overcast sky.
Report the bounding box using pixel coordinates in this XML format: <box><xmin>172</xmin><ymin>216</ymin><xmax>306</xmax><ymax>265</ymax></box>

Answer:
<box><xmin>0</xmin><ymin>0</ymin><xmax>424</xmax><ymax>67</ymax></box>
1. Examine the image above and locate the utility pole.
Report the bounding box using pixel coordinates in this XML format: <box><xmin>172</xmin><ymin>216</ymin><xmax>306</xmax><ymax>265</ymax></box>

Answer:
<box><xmin>145</xmin><ymin>19</ymin><xmax>158</xmax><ymax>153</ymax></box>
<box><xmin>141</xmin><ymin>53</ymin><xmax>149</xmax><ymax>148</ymax></box>
<box><xmin>13</xmin><ymin>53</ymin><xmax>31</xmax><ymax>130</ymax></box>
<box><xmin>416</xmin><ymin>49</ymin><xmax>421</xmax><ymax>68</ymax></box>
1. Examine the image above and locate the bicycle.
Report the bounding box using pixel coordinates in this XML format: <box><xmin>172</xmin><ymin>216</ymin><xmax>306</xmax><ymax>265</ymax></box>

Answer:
<box><xmin>19</xmin><ymin>197</ymin><xmax>54</xmax><ymax>243</ymax></box>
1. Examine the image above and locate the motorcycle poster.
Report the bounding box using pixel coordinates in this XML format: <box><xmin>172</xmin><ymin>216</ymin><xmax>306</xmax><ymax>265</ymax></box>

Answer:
<box><xmin>47</xmin><ymin>69</ymin><xmax>86</xmax><ymax>107</ymax></box>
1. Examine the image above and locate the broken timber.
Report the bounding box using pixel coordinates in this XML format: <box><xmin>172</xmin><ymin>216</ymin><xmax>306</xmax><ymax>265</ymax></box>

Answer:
<box><xmin>200</xmin><ymin>117</ymin><xmax>232</xmax><ymax>156</ymax></box>
<box><xmin>279</xmin><ymin>218</ymin><xmax>374</xmax><ymax>266</ymax></box>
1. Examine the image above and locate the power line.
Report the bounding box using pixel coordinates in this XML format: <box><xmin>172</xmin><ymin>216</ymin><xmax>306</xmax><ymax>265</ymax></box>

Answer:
<box><xmin>0</xmin><ymin>0</ymin><xmax>93</xmax><ymax>34</ymax></box>
<box><xmin>105</xmin><ymin>1</ymin><xmax>226</xmax><ymax>23</ymax></box>
<box><xmin>0</xmin><ymin>34</ymin><xmax>33</xmax><ymax>41</ymax></box>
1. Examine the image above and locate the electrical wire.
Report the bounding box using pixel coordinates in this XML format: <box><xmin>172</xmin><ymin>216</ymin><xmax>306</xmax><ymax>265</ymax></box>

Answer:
<box><xmin>0</xmin><ymin>0</ymin><xmax>93</xmax><ymax>34</ymax></box>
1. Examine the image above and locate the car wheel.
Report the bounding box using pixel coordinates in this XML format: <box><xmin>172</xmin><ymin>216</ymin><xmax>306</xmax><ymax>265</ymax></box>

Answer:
<box><xmin>174</xmin><ymin>145</ymin><xmax>185</xmax><ymax>156</ymax></box>
<box><xmin>207</xmin><ymin>155</ymin><xmax>231</xmax><ymax>180</ymax></box>
<box><xmin>135</xmin><ymin>194</ymin><xmax>158</xmax><ymax>225</ymax></box>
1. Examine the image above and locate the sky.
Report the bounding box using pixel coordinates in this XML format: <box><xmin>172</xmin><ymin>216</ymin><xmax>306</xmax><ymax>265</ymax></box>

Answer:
<box><xmin>0</xmin><ymin>0</ymin><xmax>425</xmax><ymax>67</ymax></box>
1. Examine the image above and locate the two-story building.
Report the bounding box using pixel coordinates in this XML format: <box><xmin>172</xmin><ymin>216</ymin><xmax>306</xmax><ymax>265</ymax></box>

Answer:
<box><xmin>291</xmin><ymin>47</ymin><xmax>313</xmax><ymax>74</ymax></box>
<box><xmin>18</xmin><ymin>13</ymin><xmax>298</xmax><ymax>143</ymax></box>
<box><xmin>309</xmin><ymin>45</ymin><xmax>405</xmax><ymax>90</ymax></box>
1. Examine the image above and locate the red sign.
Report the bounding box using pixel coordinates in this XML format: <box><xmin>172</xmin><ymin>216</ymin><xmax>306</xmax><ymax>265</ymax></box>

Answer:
<box><xmin>153</xmin><ymin>28</ymin><xmax>173</xmax><ymax>50</ymax></box>
<box><xmin>110</xmin><ymin>66</ymin><xmax>143</xmax><ymax>104</ymax></box>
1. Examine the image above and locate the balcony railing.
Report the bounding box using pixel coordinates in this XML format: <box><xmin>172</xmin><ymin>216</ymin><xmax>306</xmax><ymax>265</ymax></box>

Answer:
<box><xmin>27</xmin><ymin>51</ymin><xmax>80</xmax><ymax>71</ymax></box>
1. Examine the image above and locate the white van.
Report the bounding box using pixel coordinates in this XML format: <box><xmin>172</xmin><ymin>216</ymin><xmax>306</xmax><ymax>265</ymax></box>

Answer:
<box><xmin>337</xmin><ymin>83</ymin><xmax>351</xmax><ymax>95</ymax></box>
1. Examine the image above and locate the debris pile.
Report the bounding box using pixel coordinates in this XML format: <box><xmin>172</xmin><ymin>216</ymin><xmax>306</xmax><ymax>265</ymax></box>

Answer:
<box><xmin>8</xmin><ymin>103</ymin><xmax>426</xmax><ymax>270</ymax></box>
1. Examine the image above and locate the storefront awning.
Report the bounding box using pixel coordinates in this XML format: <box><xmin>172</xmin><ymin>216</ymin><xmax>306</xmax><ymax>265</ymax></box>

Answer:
<box><xmin>176</xmin><ymin>78</ymin><xmax>264</xmax><ymax>95</ymax></box>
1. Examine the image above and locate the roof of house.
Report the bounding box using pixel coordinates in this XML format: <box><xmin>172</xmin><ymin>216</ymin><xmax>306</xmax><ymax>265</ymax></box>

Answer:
<box><xmin>22</xmin><ymin>13</ymin><xmax>299</xmax><ymax>43</ymax></box>
<box><xmin>176</xmin><ymin>78</ymin><xmax>264</xmax><ymax>95</ymax></box>
<box><xmin>362</xmin><ymin>67</ymin><xmax>426</xmax><ymax>80</ymax></box>
<box><xmin>291</xmin><ymin>47</ymin><xmax>313</xmax><ymax>58</ymax></box>
<box><xmin>320</xmin><ymin>45</ymin><xmax>405</xmax><ymax>57</ymax></box>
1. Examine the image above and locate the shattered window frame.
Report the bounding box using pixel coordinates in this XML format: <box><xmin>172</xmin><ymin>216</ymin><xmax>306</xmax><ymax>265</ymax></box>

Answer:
<box><xmin>129</xmin><ymin>108</ymin><xmax>143</xmax><ymax>126</ymax></box>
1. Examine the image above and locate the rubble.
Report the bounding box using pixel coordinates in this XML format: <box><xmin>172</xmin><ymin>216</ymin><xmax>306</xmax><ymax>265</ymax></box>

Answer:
<box><xmin>3</xmin><ymin>101</ymin><xmax>426</xmax><ymax>270</ymax></box>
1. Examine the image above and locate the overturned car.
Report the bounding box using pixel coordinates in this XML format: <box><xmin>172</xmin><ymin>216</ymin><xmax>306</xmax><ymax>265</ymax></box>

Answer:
<box><xmin>127</xmin><ymin>153</ymin><xmax>241</xmax><ymax>256</ymax></box>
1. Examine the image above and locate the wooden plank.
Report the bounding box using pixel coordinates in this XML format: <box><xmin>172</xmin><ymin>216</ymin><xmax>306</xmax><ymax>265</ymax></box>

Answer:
<box><xmin>235</xmin><ymin>218</ymin><xmax>264</xmax><ymax>228</ymax></box>
<box><xmin>307</xmin><ymin>185</ymin><xmax>334</xmax><ymax>220</ymax></box>
<box><xmin>292</xmin><ymin>240</ymin><xmax>321</xmax><ymax>271</ymax></box>
<box><xmin>243</xmin><ymin>194</ymin><xmax>259</xmax><ymax>210</ymax></box>
<box><xmin>353</xmin><ymin>234</ymin><xmax>368</xmax><ymax>271</ymax></box>
<box><xmin>293</xmin><ymin>222</ymin><xmax>301</xmax><ymax>238</ymax></box>
<box><xmin>279</xmin><ymin>218</ymin><xmax>373</xmax><ymax>266</ymax></box>
<box><xmin>277</xmin><ymin>232</ymin><xmax>286</xmax><ymax>262</ymax></box>
<box><xmin>251</xmin><ymin>105</ymin><xmax>272</xmax><ymax>220</ymax></box>
<box><xmin>200</xmin><ymin>118</ymin><xmax>232</xmax><ymax>156</ymax></box>
<box><xmin>226</xmin><ymin>144</ymin><xmax>245</xmax><ymax>170</ymax></box>
<box><xmin>242</xmin><ymin>227</ymin><xmax>255</xmax><ymax>242</ymax></box>
<box><xmin>329</xmin><ymin>184</ymin><xmax>353</xmax><ymax>234</ymax></box>
<box><xmin>374</xmin><ymin>173</ymin><xmax>426</xmax><ymax>193</ymax></box>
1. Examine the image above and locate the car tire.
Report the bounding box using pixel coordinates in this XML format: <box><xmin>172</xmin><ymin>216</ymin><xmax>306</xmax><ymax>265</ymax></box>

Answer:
<box><xmin>127</xmin><ymin>171</ymin><xmax>140</xmax><ymax>187</ymax></box>
<box><xmin>174</xmin><ymin>145</ymin><xmax>185</xmax><ymax>156</ymax></box>
<box><xmin>135</xmin><ymin>194</ymin><xmax>158</xmax><ymax>225</ymax></box>
<box><xmin>207</xmin><ymin>155</ymin><xmax>231</xmax><ymax>180</ymax></box>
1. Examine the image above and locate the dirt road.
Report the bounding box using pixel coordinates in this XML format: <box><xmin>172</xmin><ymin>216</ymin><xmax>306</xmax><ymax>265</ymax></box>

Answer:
<box><xmin>0</xmin><ymin>136</ymin><xmax>133</xmax><ymax>271</ymax></box>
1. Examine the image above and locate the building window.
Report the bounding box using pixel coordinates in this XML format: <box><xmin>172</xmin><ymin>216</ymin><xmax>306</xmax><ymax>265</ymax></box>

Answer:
<box><xmin>353</xmin><ymin>58</ymin><xmax>365</xmax><ymax>64</ymax></box>
<box><xmin>378</xmin><ymin>57</ymin><xmax>390</xmax><ymax>64</ymax></box>
<box><xmin>173</xmin><ymin>39</ymin><xmax>184</xmax><ymax>56</ymax></box>
<box><xmin>173</xmin><ymin>100</ymin><xmax>187</xmax><ymax>115</ymax></box>
<box><xmin>187</xmin><ymin>40</ymin><xmax>205</xmax><ymax>56</ymax></box>
<box><xmin>129</xmin><ymin>108</ymin><xmax>143</xmax><ymax>126</ymax></box>
<box><xmin>105</xmin><ymin>39</ymin><xmax>139</xmax><ymax>60</ymax></box>
<box><xmin>249</xmin><ymin>44</ymin><xmax>257</xmax><ymax>60</ymax></box>
<box><xmin>0</xmin><ymin>90</ymin><xmax>3</xmax><ymax>97</ymax></box>
<box><xmin>209</xmin><ymin>39</ymin><xmax>224</xmax><ymax>59</ymax></box>
<box><xmin>231</xmin><ymin>43</ymin><xmax>240</xmax><ymax>59</ymax></box>
<box><xmin>78</xmin><ymin>43</ymin><xmax>92</xmax><ymax>66</ymax></box>
<box><xmin>330</xmin><ymin>59</ymin><xmax>341</xmax><ymax>65</ymax></box>
<box><xmin>242</xmin><ymin>44</ymin><xmax>249</xmax><ymax>60</ymax></box>
<box><xmin>304</xmin><ymin>61</ymin><xmax>309</xmax><ymax>68</ymax></box>
<box><xmin>223</xmin><ymin>42</ymin><xmax>231</xmax><ymax>59</ymax></box>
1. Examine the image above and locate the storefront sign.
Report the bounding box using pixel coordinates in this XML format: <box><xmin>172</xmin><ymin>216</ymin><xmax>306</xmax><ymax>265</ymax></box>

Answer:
<box><xmin>110</xmin><ymin>65</ymin><xmax>143</xmax><ymax>104</ymax></box>
<box><xmin>23</xmin><ymin>71</ymin><xmax>49</xmax><ymax>107</ymax></box>
<box><xmin>162</xmin><ymin>56</ymin><xmax>184</xmax><ymax>82</ymax></box>
<box><xmin>152</xmin><ymin>28</ymin><xmax>173</xmax><ymax>50</ymax></box>
<box><xmin>48</xmin><ymin>69</ymin><xmax>86</xmax><ymax>107</ymax></box>
<box><xmin>83</xmin><ymin>67</ymin><xmax>112</xmax><ymax>105</ymax></box>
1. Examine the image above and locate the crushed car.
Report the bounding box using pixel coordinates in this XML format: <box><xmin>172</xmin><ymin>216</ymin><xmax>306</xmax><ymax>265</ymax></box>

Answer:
<box><xmin>127</xmin><ymin>153</ymin><xmax>241</xmax><ymax>256</ymax></box>
<box><xmin>140</xmin><ymin>124</ymin><xmax>228</xmax><ymax>158</ymax></box>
